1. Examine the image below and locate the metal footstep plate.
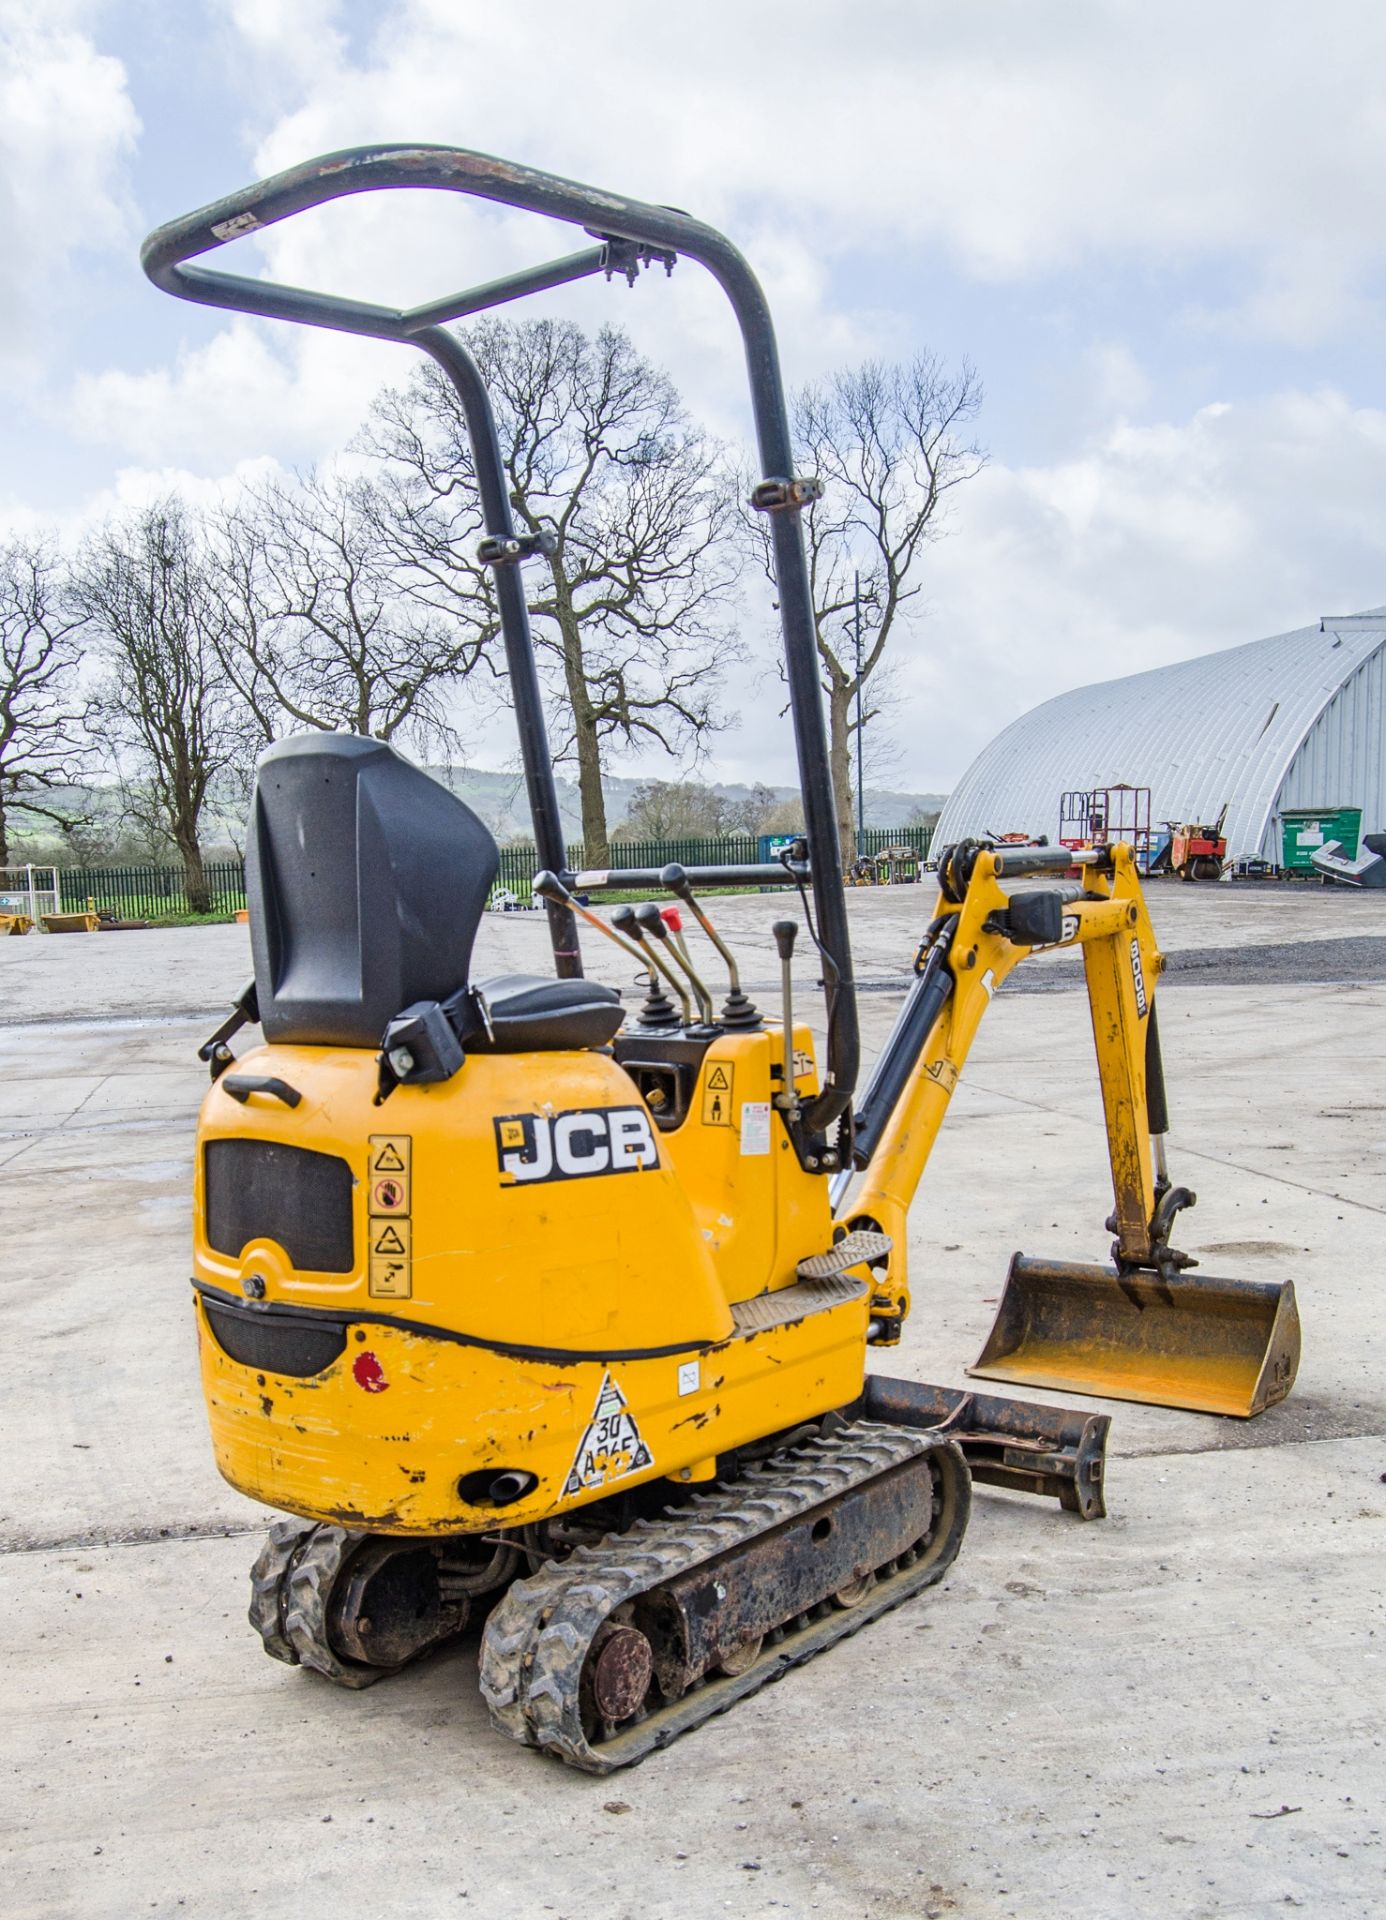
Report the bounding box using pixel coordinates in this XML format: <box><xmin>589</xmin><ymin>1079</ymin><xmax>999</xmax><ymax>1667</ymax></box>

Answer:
<box><xmin>730</xmin><ymin>1272</ymin><xmax>864</xmax><ymax>1335</ymax></box>
<box><xmin>798</xmin><ymin>1229</ymin><xmax>892</xmax><ymax>1280</ymax></box>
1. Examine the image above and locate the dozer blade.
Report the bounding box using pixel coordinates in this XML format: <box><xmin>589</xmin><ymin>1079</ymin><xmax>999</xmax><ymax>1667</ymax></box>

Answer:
<box><xmin>967</xmin><ymin>1254</ymin><xmax>1301</xmax><ymax>1418</ymax></box>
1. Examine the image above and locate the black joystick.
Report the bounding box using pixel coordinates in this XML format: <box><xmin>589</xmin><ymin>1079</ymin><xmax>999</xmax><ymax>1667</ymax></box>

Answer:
<box><xmin>635</xmin><ymin>903</ymin><xmax>715</xmax><ymax>1026</ymax></box>
<box><xmin>660</xmin><ymin>864</ymin><xmax>761</xmax><ymax>1029</ymax></box>
<box><xmin>612</xmin><ymin>905</ymin><xmax>687</xmax><ymax>1027</ymax></box>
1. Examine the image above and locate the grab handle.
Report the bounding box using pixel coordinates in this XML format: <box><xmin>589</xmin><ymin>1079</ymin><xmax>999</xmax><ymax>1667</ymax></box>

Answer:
<box><xmin>221</xmin><ymin>1074</ymin><xmax>302</xmax><ymax>1109</ymax></box>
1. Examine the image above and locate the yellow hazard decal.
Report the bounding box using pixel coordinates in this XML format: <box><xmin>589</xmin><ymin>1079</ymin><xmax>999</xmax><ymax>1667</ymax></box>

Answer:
<box><xmin>563</xmin><ymin>1372</ymin><xmax>653</xmax><ymax>1496</ymax></box>
<box><xmin>701</xmin><ymin>1060</ymin><xmax>734</xmax><ymax>1126</ymax></box>
<box><xmin>368</xmin><ymin>1135</ymin><xmax>412</xmax><ymax>1298</ymax></box>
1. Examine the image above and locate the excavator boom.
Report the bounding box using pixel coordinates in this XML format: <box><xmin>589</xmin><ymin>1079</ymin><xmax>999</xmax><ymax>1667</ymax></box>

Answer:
<box><xmin>839</xmin><ymin>838</ymin><xmax>1299</xmax><ymax>1418</ymax></box>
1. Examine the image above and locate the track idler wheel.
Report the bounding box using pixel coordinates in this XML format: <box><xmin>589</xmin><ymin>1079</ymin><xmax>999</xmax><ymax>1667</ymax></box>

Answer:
<box><xmin>582</xmin><ymin>1620</ymin><xmax>656</xmax><ymax>1733</ymax></box>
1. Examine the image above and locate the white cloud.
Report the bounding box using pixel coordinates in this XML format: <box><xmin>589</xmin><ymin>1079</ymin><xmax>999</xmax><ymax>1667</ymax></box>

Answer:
<box><xmin>0</xmin><ymin>450</ymin><xmax>291</xmax><ymax>548</ymax></box>
<box><xmin>67</xmin><ymin>318</ymin><xmax>392</xmax><ymax>471</ymax></box>
<box><xmin>898</xmin><ymin>386</ymin><xmax>1386</xmax><ymax>786</ymax></box>
<box><xmin>29</xmin><ymin>2</ymin><xmax>1386</xmax><ymax>804</ymax></box>
<box><xmin>99</xmin><ymin>0</ymin><xmax>1386</xmax><ymax>490</ymax></box>
<box><xmin>82</xmin><ymin>2</ymin><xmax>1386</xmax><ymax>476</ymax></box>
<box><xmin>219</xmin><ymin>0</ymin><xmax>346</xmax><ymax>84</ymax></box>
<box><xmin>217</xmin><ymin>1</ymin><xmax>1386</xmax><ymax>341</ymax></box>
<box><xmin>0</xmin><ymin>3</ymin><xmax>139</xmax><ymax>367</ymax></box>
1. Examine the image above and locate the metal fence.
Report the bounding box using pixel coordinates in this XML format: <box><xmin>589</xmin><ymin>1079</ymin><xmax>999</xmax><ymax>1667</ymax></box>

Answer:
<box><xmin>455</xmin><ymin>826</ymin><xmax>934</xmax><ymax>900</ymax></box>
<box><xmin>59</xmin><ymin>861</ymin><xmax>249</xmax><ymax>919</ymax></box>
<box><xmin>54</xmin><ymin>826</ymin><xmax>935</xmax><ymax>919</ymax></box>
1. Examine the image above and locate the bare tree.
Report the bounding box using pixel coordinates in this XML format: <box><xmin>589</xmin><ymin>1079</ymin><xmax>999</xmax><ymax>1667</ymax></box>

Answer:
<box><xmin>616</xmin><ymin>778</ymin><xmax>733</xmax><ymax>842</ymax></box>
<box><xmin>365</xmin><ymin>319</ymin><xmax>743</xmax><ymax>865</ymax></box>
<box><xmin>752</xmin><ymin>356</ymin><xmax>984</xmax><ymax>861</ymax></box>
<box><xmin>74</xmin><ymin>501</ymin><xmax>247</xmax><ymax>914</ymax></box>
<box><xmin>0</xmin><ymin>539</ymin><xmax>90</xmax><ymax>864</ymax></box>
<box><xmin>721</xmin><ymin>781</ymin><xmax>781</xmax><ymax>837</ymax></box>
<box><xmin>214</xmin><ymin>468</ymin><xmax>491</xmax><ymax>753</ymax></box>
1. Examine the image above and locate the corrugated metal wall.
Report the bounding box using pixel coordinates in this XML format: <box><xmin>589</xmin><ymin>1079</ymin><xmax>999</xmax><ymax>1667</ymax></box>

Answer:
<box><xmin>1274</xmin><ymin>640</ymin><xmax>1386</xmax><ymax>847</ymax></box>
<box><xmin>933</xmin><ymin>613</ymin><xmax>1386</xmax><ymax>862</ymax></box>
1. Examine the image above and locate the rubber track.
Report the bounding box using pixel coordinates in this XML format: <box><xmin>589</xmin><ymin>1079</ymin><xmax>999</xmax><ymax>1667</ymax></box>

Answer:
<box><xmin>250</xmin><ymin>1521</ymin><xmax>482</xmax><ymax>1687</ymax></box>
<box><xmin>247</xmin><ymin>1517</ymin><xmax>316</xmax><ymax>1665</ymax></box>
<box><xmin>281</xmin><ymin>1525</ymin><xmax>385</xmax><ymax>1690</ymax></box>
<box><xmin>478</xmin><ymin>1422</ymin><xmax>968</xmax><ymax>1773</ymax></box>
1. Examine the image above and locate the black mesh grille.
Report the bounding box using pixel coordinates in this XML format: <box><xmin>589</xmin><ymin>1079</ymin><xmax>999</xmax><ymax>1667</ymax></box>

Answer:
<box><xmin>202</xmin><ymin>1300</ymin><xmax>347</xmax><ymax>1377</ymax></box>
<box><xmin>204</xmin><ymin>1139</ymin><xmax>354</xmax><ymax>1273</ymax></box>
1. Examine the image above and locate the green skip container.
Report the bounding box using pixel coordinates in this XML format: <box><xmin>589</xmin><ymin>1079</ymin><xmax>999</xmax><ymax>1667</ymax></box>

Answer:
<box><xmin>1280</xmin><ymin>806</ymin><xmax>1363</xmax><ymax>872</ymax></box>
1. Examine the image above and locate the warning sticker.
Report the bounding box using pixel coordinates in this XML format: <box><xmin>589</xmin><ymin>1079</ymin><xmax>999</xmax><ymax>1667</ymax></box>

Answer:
<box><xmin>924</xmin><ymin>1058</ymin><xmax>960</xmax><ymax>1095</ymax></box>
<box><xmin>369</xmin><ymin>1216</ymin><xmax>412</xmax><ymax>1298</ymax></box>
<box><xmin>369</xmin><ymin>1255</ymin><xmax>411</xmax><ymax>1299</ymax></box>
<box><xmin>370</xmin><ymin>1136</ymin><xmax>410</xmax><ymax>1175</ymax></box>
<box><xmin>368</xmin><ymin>1136</ymin><xmax>411</xmax><ymax>1212</ymax></box>
<box><xmin>701</xmin><ymin>1061</ymin><xmax>735</xmax><ymax>1127</ymax></box>
<box><xmin>371</xmin><ymin>1220</ymin><xmax>410</xmax><ymax>1258</ymax></box>
<box><xmin>740</xmin><ymin>1101</ymin><xmax>771</xmax><ymax>1156</ymax></box>
<box><xmin>367</xmin><ymin>1136</ymin><xmax>412</xmax><ymax>1297</ymax></box>
<box><xmin>562</xmin><ymin>1372</ymin><xmax>653</xmax><ymax>1497</ymax></box>
<box><xmin>371</xmin><ymin>1175</ymin><xmax>407</xmax><ymax>1214</ymax></box>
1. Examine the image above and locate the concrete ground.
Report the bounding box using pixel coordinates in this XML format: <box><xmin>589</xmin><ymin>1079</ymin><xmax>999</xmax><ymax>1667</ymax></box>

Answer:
<box><xmin>2</xmin><ymin>881</ymin><xmax>1383</xmax><ymax>1919</ymax></box>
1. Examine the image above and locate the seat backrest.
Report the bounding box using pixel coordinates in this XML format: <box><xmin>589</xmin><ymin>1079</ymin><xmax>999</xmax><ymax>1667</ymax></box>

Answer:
<box><xmin>246</xmin><ymin>734</ymin><xmax>499</xmax><ymax>1046</ymax></box>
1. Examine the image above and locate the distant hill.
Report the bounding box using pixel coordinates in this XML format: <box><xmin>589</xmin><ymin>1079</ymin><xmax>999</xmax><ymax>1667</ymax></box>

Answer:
<box><xmin>429</xmin><ymin>768</ymin><xmax>948</xmax><ymax>843</ymax></box>
<box><xmin>7</xmin><ymin>766</ymin><xmax>948</xmax><ymax>862</ymax></box>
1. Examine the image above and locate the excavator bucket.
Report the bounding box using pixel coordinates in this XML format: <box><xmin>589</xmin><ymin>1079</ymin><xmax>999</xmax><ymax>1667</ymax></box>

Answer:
<box><xmin>968</xmin><ymin>1255</ymin><xmax>1301</xmax><ymax>1418</ymax></box>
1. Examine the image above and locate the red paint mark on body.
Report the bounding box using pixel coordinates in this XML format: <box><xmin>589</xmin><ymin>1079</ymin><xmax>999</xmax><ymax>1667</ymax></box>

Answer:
<box><xmin>353</xmin><ymin>1351</ymin><xmax>389</xmax><ymax>1393</ymax></box>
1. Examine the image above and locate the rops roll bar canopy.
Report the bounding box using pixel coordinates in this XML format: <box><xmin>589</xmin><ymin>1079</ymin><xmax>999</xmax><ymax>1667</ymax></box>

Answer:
<box><xmin>141</xmin><ymin>144</ymin><xmax>857</xmax><ymax>1132</ymax></box>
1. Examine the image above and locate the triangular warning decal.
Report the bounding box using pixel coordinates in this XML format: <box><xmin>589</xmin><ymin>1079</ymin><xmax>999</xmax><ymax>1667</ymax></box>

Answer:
<box><xmin>562</xmin><ymin>1371</ymin><xmax>653</xmax><ymax>1498</ymax></box>
<box><xmin>707</xmin><ymin>1065</ymin><xmax>730</xmax><ymax>1090</ymax></box>
<box><xmin>373</xmin><ymin>1142</ymin><xmax>406</xmax><ymax>1173</ymax></box>
<box><xmin>372</xmin><ymin>1222</ymin><xmax>407</xmax><ymax>1255</ymax></box>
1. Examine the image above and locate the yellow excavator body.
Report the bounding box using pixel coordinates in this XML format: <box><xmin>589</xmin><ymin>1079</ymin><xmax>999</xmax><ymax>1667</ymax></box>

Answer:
<box><xmin>194</xmin><ymin>1025</ymin><xmax>875</xmax><ymax>1536</ymax></box>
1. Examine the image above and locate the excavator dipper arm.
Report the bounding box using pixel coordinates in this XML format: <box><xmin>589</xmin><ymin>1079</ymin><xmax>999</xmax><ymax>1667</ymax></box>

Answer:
<box><xmin>839</xmin><ymin>840</ymin><xmax>1299</xmax><ymax>1417</ymax></box>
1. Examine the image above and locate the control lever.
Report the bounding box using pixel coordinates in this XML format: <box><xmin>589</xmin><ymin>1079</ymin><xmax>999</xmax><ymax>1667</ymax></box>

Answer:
<box><xmin>533</xmin><ymin>871</ymin><xmax>678</xmax><ymax>1028</ymax></box>
<box><xmin>772</xmin><ymin>918</ymin><xmax>799</xmax><ymax>1113</ymax></box>
<box><xmin>660</xmin><ymin>863</ymin><xmax>760</xmax><ymax>1028</ymax></box>
<box><xmin>635</xmin><ymin>902</ymin><xmax>716</xmax><ymax>1027</ymax></box>
<box><xmin>611</xmin><ymin>905</ymin><xmax>691</xmax><ymax>1026</ymax></box>
<box><xmin>660</xmin><ymin>904</ymin><xmax>690</xmax><ymax>963</ymax></box>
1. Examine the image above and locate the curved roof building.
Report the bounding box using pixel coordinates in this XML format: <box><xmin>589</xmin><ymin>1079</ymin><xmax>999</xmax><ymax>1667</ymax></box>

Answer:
<box><xmin>933</xmin><ymin>611</ymin><xmax>1386</xmax><ymax>862</ymax></box>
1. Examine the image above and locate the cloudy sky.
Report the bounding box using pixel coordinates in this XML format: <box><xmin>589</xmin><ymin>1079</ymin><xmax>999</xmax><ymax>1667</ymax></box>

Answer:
<box><xmin>6</xmin><ymin>0</ymin><xmax>1386</xmax><ymax>793</ymax></box>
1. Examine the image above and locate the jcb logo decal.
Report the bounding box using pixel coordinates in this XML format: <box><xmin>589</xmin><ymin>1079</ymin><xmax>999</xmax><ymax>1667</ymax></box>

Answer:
<box><xmin>1130</xmin><ymin>937</ymin><xmax>1149</xmax><ymax>1017</ymax></box>
<box><xmin>495</xmin><ymin>1106</ymin><xmax>659</xmax><ymax>1187</ymax></box>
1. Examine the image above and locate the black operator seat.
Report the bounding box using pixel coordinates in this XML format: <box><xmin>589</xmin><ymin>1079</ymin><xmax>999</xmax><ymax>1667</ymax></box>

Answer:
<box><xmin>244</xmin><ymin>734</ymin><xmax>620</xmax><ymax>1052</ymax></box>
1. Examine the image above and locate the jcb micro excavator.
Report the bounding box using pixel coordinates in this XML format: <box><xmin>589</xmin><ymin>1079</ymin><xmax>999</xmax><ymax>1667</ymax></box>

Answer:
<box><xmin>143</xmin><ymin>146</ymin><xmax>1300</xmax><ymax>1773</ymax></box>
